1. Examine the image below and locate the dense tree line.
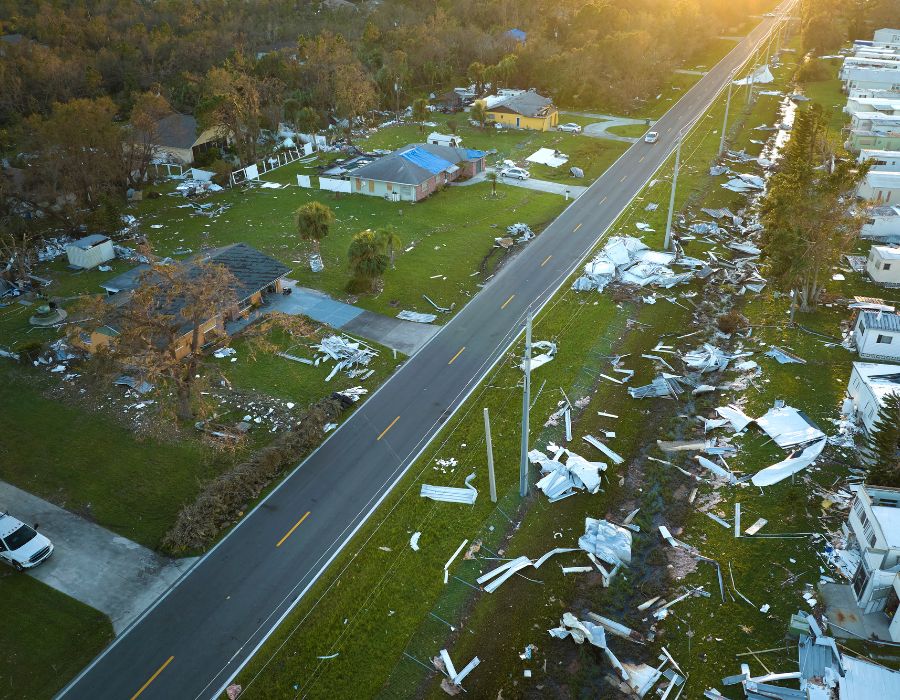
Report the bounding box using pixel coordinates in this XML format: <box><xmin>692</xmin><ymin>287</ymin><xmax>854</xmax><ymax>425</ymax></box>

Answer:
<box><xmin>800</xmin><ymin>0</ymin><xmax>900</xmax><ymax>55</ymax></box>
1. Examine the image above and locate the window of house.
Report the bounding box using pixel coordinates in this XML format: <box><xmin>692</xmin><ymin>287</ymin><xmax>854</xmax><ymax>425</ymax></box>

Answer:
<box><xmin>386</xmin><ymin>182</ymin><xmax>392</xmax><ymax>192</ymax></box>
<box><xmin>877</xmin><ymin>334</ymin><xmax>893</xmax><ymax>344</ymax></box>
<box><xmin>859</xmin><ymin>320</ymin><xmax>867</xmax><ymax>335</ymax></box>
<box><xmin>885</xmin><ymin>263</ymin><xmax>893</xmax><ymax>271</ymax></box>
<box><xmin>854</xmin><ymin>497</ymin><xmax>865</xmax><ymax>519</ymax></box>
<box><xmin>869</xmin><ymin>532</ymin><xmax>878</xmax><ymax>548</ymax></box>
<box><xmin>867</xmin><ymin>218</ymin><xmax>876</xmax><ymax>225</ymax></box>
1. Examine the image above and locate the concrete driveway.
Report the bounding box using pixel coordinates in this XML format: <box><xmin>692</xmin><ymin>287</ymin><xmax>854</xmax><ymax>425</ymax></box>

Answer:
<box><xmin>1</xmin><ymin>480</ymin><xmax>195</xmax><ymax>635</ymax></box>
<box><xmin>494</xmin><ymin>171</ymin><xmax>588</xmax><ymax>198</ymax></box>
<box><xmin>560</xmin><ymin>111</ymin><xmax>650</xmax><ymax>143</ymax></box>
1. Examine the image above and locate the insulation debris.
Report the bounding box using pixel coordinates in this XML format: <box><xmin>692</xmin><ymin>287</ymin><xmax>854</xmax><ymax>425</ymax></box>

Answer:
<box><xmin>578</xmin><ymin>518</ymin><xmax>632</xmax><ymax>568</ymax></box>
<box><xmin>420</xmin><ymin>473</ymin><xmax>478</xmax><ymax>504</ymax></box>
<box><xmin>628</xmin><ymin>374</ymin><xmax>687</xmax><ymax>399</ymax></box>
<box><xmin>750</xmin><ymin>438</ymin><xmax>827</xmax><ymax>487</ymax></box>
<box><xmin>681</xmin><ymin>344</ymin><xmax>751</xmax><ymax>373</ymax></box>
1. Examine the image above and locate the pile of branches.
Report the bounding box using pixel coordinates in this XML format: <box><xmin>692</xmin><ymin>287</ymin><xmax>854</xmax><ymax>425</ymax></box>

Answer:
<box><xmin>161</xmin><ymin>396</ymin><xmax>343</xmax><ymax>553</ymax></box>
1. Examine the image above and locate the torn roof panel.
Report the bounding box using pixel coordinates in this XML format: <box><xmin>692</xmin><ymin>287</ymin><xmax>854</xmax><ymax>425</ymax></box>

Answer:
<box><xmin>755</xmin><ymin>405</ymin><xmax>826</xmax><ymax>448</ymax></box>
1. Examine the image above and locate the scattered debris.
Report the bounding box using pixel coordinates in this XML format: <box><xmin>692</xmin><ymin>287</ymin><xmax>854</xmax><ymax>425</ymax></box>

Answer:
<box><xmin>420</xmin><ymin>473</ymin><xmax>478</xmax><ymax>504</ymax></box>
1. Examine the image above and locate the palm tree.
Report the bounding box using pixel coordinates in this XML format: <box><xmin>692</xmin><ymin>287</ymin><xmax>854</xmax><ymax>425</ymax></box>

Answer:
<box><xmin>295</xmin><ymin>107</ymin><xmax>322</xmax><ymax>148</ymax></box>
<box><xmin>470</xmin><ymin>99</ymin><xmax>487</xmax><ymax>129</ymax></box>
<box><xmin>348</xmin><ymin>229</ymin><xmax>389</xmax><ymax>292</ymax></box>
<box><xmin>486</xmin><ymin>170</ymin><xmax>498</xmax><ymax>197</ymax></box>
<box><xmin>295</xmin><ymin>201</ymin><xmax>335</xmax><ymax>266</ymax></box>
<box><xmin>376</xmin><ymin>227</ymin><xmax>402</xmax><ymax>269</ymax></box>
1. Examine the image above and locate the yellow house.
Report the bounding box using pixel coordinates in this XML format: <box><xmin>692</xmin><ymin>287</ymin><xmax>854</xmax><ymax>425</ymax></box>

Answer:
<box><xmin>485</xmin><ymin>91</ymin><xmax>558</xmax><ymax>131</ymax></box>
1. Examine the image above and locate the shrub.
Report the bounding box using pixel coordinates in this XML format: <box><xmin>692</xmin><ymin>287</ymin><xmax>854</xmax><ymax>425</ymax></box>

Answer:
<box><xmin>797</xmin><ymin>59</ymin><xmax>831</xmax><ymax>84</ymax></box>
<box><xmin>209</xmin><ymin>159</ymin><xmax>233</xmax><ymax>187</ymax></box>
<box><xmin>161</xmin><ymin>396</ymin><xmax>344</xmax><ymax>553</ymax></box>
<box><xmin>716</xmin><ymin>310</ymin><xmax>748</xmax><ymax>334</ymax></box>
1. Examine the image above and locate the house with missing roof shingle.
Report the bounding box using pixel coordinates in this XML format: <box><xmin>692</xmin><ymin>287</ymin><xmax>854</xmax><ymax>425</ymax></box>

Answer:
<box><xmin>143</xmin><ymin>113</ymin><xmax>230</xmax><ymax>166</ymax></box>
<box><xmin>866</xmin><ymin>244</ymin><xmax>900</xmax><ymax>285</ymax></box>
<box><xmin>345</xmin><ymin>143</ymin><xmax>486</xmax><ymax>202</ymax></box>
<box><xmin>80</xmin><ymin>243</ymin><xmax>290</xmax><ymax>359</ymax></box>
<box><xmin>484</xmin><ymin>90</ymin><xmax>558</xmax><ymax>131</ymax></box>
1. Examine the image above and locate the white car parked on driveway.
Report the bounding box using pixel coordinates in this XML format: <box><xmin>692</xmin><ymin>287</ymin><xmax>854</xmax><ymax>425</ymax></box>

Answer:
<box><xmin>0</xmin><ymin>512</ymin><xmax>53</xmax><ymax>571</ymax></box>
<box><xmin>500</xmin><ymin>167</ymin><xmax>531</xmax><ymax>180</ymax></box>
<box><xmin>557</xmin><ymin>122</ymin><xmax>582</xmax><ymax>133</ymax></box>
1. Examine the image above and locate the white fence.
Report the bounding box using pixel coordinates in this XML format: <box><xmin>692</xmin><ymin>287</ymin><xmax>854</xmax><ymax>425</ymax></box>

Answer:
<box><xmin>151</xmin><ymin>162</ymin><xmax>184</xmax><ymax>178</ymax></box>
<box><xmin>319</xmin><ymin>177</ymin><xmax>352</xmax><ymax>193</ymax></box>
<box><xmin>230</xmin><ymin>147</ymin><xmax>305</xmax><ymax>186</ymax></box>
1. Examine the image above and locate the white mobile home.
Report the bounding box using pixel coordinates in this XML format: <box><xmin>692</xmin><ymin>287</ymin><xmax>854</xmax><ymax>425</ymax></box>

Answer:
<box><xmin>862</xmin><ymin>205</ymin><xmax>900</xmax><ymax>242</ymax></box>
<box><xmin>847</xmin><ymin>361</ymin><xmax>900</xmax><ymax>432</ymax></box>
<box><xmin>859</xmin><ymin>149</ymin><xmax>900</xmax><ymax>171</ymax></box>
<box><xmin>65</xmin><ymin>234</ymin><xmax>115</xmax><ymax>270</ymax></box>
<box><xmin>848</xmin><ymin>87</ymin><xmax>900</xmax><ymax>101</ymax></box>
<box><xmin>854</xmin><ymin>311</ymin><xmax>900</xmax><ymax>361</ymax></box>
<box><xmin>427</xmin><ymin>132</ymin><xmax>463</xmax><ymax>148</ymax></box>
<box><xmin>874</xmin><ymin>28</ymin><xmax>900</xmax><ymax>47</ymax></box>
<box><xmin>845</xmin><ymin>97</ymin><xmax>900</xmax><ymax>116</ymax></box>
<box><xmin>858</xmin><ymin>171</ymin><xmax>900</xmax><ymax>203</ymax></box>
<box><xmin>867</xmin><ymin>245</ymin><xmax>900</xmax><ymax>285</ymax></box>
<box><xmin>841</xmin><ymin>57</ymin><xmax>900</xmax><ymax>81</ymax></box>
<box><xmin>843</xmin><ymin>66</ymin><xmax>900</xmax><ymax>93</ymax></box>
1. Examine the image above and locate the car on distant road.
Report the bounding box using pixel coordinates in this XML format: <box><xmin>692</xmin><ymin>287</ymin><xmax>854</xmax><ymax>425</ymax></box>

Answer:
<box><xmin>644</xmin><ymin>131</ymin><xmax>659</xmax><ymax>144</ymax></box>
<box><xmin>0</xmin><ymin>512</ymin><xmax>53</xmax><ymax>571</ymax></box>
<box><xmin>499</xmin><ymin>167</ymin><xmax>530</xmax><ymax>180</ymax></box>
<box><xmin>557</xmin><ymin>122</ymin><xmax>582</xmax><ymax>133</ymax></box>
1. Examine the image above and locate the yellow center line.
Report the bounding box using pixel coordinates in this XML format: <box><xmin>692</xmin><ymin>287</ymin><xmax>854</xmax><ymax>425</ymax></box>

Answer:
<box><xmin>448</xmin><ymin>347</ymin><xmax>465</xmax><ymax>365</ymax></box>
<box><xmin>541</xmin><ymin>255</ymin><xmax>552</xmax><ymax>267</ymax></box>
<box><xmin>501</xmin><ymin>294</ymin><xmax>515</xmax><ymax>310</ymax></box>
<box><xmin>573</xmin><ymin>223</ymin><xmax>582</xmax><ymax>232</ymax></box>
<box><xmin>377</xmin><ymin>416</ymin><xmax>400</xmax><ymax>441</ymax></box>
<box><xmin>639</xmin><ymin>155</ymin><xmax>645</xmax><ymax>163</ymax></box>
<box><xmin>599</xmin><ymin>196</ymin><xmax>607</xmax><ymax>204</ymax></box>
<box><xmin>131</xmin><ymin>656</ymin><xmax>174</xmax><ymax>700</ymax></box>
<box><xmin>276</xmin><ymin>511</ymin><xmax>311</xmax><ymax>548</ymax></box>
<box><xmin>620</xmin><ymin>175</ymin><xmax>627</xmax><ymax>182</ymax></box>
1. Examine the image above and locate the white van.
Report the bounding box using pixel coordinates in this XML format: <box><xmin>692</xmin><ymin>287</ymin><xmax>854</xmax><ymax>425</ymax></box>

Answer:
<box><xmin>0</xmin><ymin>512</ymin><xmax>53</xmax><ymax>571</ymax></box>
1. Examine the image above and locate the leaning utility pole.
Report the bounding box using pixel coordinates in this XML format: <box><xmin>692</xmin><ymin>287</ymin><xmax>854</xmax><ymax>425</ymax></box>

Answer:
<box><xmin>518</xmin><ymin>311</ymin><xmax>532</xmax><ymax>498</ymax></box>
<box><xmin>719</xmin><ymin>77</ymin><xmax>734</xmax><ymax>156</ymax></box>
<box><xmin>484</xmin><ymin>407</ymin><xmax>497</xmax><ymax>503</ymax></box>
<box><xmin>664</xmin><ymin>134</ymin><xmax>683</xmax><ymax>251</ymax></box>
<box><xmin>746</xmin><ymin>65</ymin><xmax>755</xmax><ymax>106</ymax></box>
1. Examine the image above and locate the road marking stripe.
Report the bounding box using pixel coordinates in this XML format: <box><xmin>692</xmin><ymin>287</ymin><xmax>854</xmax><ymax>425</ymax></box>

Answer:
<box><xmin>573</xmin><ymin>223</ymin><xmax>582</xmax><ymax>232</ymax></box>
<box><xmin>448</xmin><ymin>347</ymin><xmax>465</xmax><ymax>365</ymax></box>
<box><xmin>130</xmin><ymin>657</ymin><xmax>174</xmax><ymax>700</ymax></box>
<box><xmin>639</xmin><ymin>155</ymin><xmax>645</xmax><ymax>163</ymax></box>
<box><xmin>541</xmin><ymin>255</ymin><xmax>552</xmax><ymax>267</ymax></box>
<box><xmin>377</xmin><ymin>416</ymin><xmax>400</xmax><ymax>441</ymax></box>
<box><xmin>619</xmin><ymin>175</ymin><xmax>627</xmax><ymax>182</ymax></box>
<box><xmin>599</xmin><ymin>196</ymin><xmax>607</xmax><ymax>204</ymax></box>
<box><xmin>501</xmin><ymin>294</ymin><xmax>515</xmax><ymax>309</ymax></box>
<box><xmin>276</xmin><ymin>512</ymin><xmax>311</xmax><ymax>548</ymax></box>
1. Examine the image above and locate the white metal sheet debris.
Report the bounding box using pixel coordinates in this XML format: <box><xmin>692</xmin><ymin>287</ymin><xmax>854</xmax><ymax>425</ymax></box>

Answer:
<box><xmin>764</xmin><ymin>346</ymin><xmax>806</xmax><ymax>364</ymax></box>
<box><xmin>477</xmin><ymin>547</ymin><xmax>575</xmax><ymax>593</ymax></box>
<box><xmin>715</xmin><ymin>405</ymin><xmax>754</xmax><ymax>431</ymax></box>
<box><xmin>526</xmin><ymin>147</ymin><xmax>569</xmax><ymax>167</ymax></box>
<box><xmin>681</xmin><ymin>344</ymin><xmax>750</xmax><ymax>373</ymax></box>
<box><xmin>755</xmin><ymin>404</ymin><xmax>826</xmax><ymax>448</ymax></box>
<box><xmin>420</xmin><ymin>473</ymin><xmax>478</xmax><ymax>504</ymax></box>
<box><xmin>578</xmin><ymin>518</ymin><xmax>632</xmax><ymax>567</ymax></box>
<box><xmin>410</xmin><ymin>532</ymin><xmax>421</xmax><ymax>551</ymax></box>
<box><xmin>750</xmin><ymin>438</ymin><xmax>827</xmax><ymax>486</ymax></box>
<box><xmin>397</xmin><ymin>310</ymin><xmax>437</xmax><ymax>323</ymax></box>
<box><xmin>744</xmin><ymin>518</ymin><xmax>768</xmax><ymax>535</ymax></box>
<box><xmin>733</xmin><ymin>64</ymin><xmax>775</xmax><ymax>86</ymax></box>
<box><xmin>314</xmin><ymin>334</ymin><xmax>378</xmax><ymax>381</ymax></box>
<box><xmin>695</xmin><ymin>455</ymin><xmax>738</xmax><ymax>484</ymax></box>
<box><xmin>522</xmin><ymin>340</ymin><xmax>557</xmax><ymax>371</ymax></box>
<box><xmin>628</xmin><ymin>374</ymin><xmax>686</xmax><ymax>399</ymax></box>
<box><xmin>583</xmin><ymin>434</ymin><xmax>625</xmax><ymax>464</ymax></box>
<box><xmin>530</xmin><ymin>447</ymin><xmax>606</xmax><ymax>500</ymax></box>
<box><xmin>573</xmin><ymin>236</ymin><xmax>696</xmax><ymax>293</ymax></box>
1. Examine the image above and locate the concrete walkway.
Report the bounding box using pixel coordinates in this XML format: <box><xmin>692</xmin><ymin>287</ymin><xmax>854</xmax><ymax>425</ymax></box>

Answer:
<box><xmin>819</xmin><ymin>582</ymin><xmax>893</xmax><ymax>641</ymax></box>
<box><xmin>454</xmin><ymin>169</ymin><xmax>587</xmax><ymax>198</ymax></box>
<box><xmin>559</xmin><ymin>111</ymin><xmax>649</xmax><ymax>143</ymax></box>
<box><xmin>1</xmin><ymin>480</ymin><xmax>195</xmax><ymax>635</ymax></box>
<box><xmin>230</xmin><ymin>282</ymin><xmax>440</xmax><ymax>356</ymax></box>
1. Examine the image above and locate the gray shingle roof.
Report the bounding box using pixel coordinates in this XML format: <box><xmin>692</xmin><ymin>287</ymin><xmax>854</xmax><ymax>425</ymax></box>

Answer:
<box><xmin>861</xmin><ymin>310</ymin><xmax>900</xmax><ymax>332</ymax></box>
<box><xmin>490</xmin><ymin>91</ymin><xmax>555</xmax><ymax>118</ymax></box>
<box><xmin>349</xmin><ymin>143</ymin><xmax>483</xmax><ymax>186</ymax></box>
<box><xmin>199</xmin><ymin>243</ymin><xmax>291</xmax><ymax>301</ymax></box>
<box><xmin>155</xmin><ymin>114</ymin><xmax>200</xmax><ymax>150</ymax></box>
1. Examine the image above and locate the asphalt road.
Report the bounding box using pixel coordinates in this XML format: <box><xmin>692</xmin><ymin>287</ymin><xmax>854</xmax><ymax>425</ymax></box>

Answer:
<box><xmin>59</xmin><ymin>6</ymin><xmax>793</xmax><ymax>699</ymax></box>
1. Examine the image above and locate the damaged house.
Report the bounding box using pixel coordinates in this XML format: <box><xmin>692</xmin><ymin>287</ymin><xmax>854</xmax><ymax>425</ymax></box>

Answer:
<box><xmin>79</xmin><ymin>243</ymin><xmax>290</xmax><ymax>359</ymax></box>
<box><xmin>865</xmin><ymin>244</ymin><xmax>900</xmax><ymax>285</ymax></box>
<box><xmin>846</xmin><ymin>361</ymin><xmax>900</xmax><ymax>433</ymax></box>
<box><xmin>842</xmin><ymin>485</ymin><xmax>900</xmax><ymax>640</ymax></box>
<box><xmin>853</xmin><ymin>310</ymin><xmax>900</xmax><ymax>361</ymax></box>
<box><xmin>484</xmin><ymin>90</ymin><xmax>559</xmax><ymax>131</ymax></box>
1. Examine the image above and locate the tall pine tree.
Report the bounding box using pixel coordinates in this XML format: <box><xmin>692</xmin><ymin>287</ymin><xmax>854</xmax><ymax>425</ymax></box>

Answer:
<box><xmin>866</xmin><ymin>392</ymin><xmax>900</xmax><ymax>487</ymax></box>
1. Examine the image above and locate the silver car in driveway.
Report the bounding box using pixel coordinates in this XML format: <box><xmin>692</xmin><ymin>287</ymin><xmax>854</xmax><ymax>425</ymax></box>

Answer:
<box><xmin>499</xmin><ymin>167</ymin><xmax>531</xmax><ymax>180</ymax></box>
<box><xmin>557</xmin><ymin>122</ymin><xmax>583</xmax><ymax>133</ymax></box>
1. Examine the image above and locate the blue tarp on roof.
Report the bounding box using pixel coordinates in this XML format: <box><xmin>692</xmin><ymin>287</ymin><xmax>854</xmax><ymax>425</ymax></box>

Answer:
<box><xmin>506</xmin><ymin>28</ymin><xmax>527</xmax><ymax>42</ymax></box>
<box><xmin>463</xmin><ymin>149</ymin><xmax>485</xmax><ymax>160</ymax></box>
<box><xmin>399</xmin><ymin>147</ymin><xmax>454</xmax><ymax>174</ymax></box>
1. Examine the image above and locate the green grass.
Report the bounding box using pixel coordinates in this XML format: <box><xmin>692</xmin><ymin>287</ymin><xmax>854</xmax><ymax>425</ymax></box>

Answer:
<box><xmin>0</xmin><ymin>573</ymin><xmax>113</xmax><ymax>700</ymax></box>
<box><xmin>227</xmin><ymin>31</ymin><xmax>808</xmax><ymax>700</ymax></box>
<box><xmin>0</xmin><ymin>365</ymin><xmax>250</xmax><ymax>549</ymax></box>
<box><xmin>605</xmin><ymin>123</ymin><xmax>649</xmax><ymax>138</ymax></box>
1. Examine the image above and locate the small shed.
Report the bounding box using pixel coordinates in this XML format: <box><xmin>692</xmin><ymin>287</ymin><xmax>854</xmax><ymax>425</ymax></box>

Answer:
<box><xmin>854</xmin><ymin>310</ymin><xmax>900</xmax><ymax>361</ymax></box>
<box><xmin>66</xmin><ymin>234</ymin><xmax>114</xmax><ymax>270</ymax></box>
<box><xmin>427</xmin><ymin>132</ymin><xmax>463</xmax><ymax>148</ymax></box>
<box><xmin>867</xmin><ymin>244</ymin><xmax>900</xmax><ymax>286</ymax></box>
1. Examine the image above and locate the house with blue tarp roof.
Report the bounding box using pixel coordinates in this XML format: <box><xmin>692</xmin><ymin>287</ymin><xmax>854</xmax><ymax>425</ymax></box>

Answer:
<box><xmin>344</xmin><ymin>142</ymin><xmax>486</xmax><ymax>202</ymax></box>
<box><xmin>505</xmin><ymin>28</ymin><xmax>527</xmax><ymax>43</ymax></box>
